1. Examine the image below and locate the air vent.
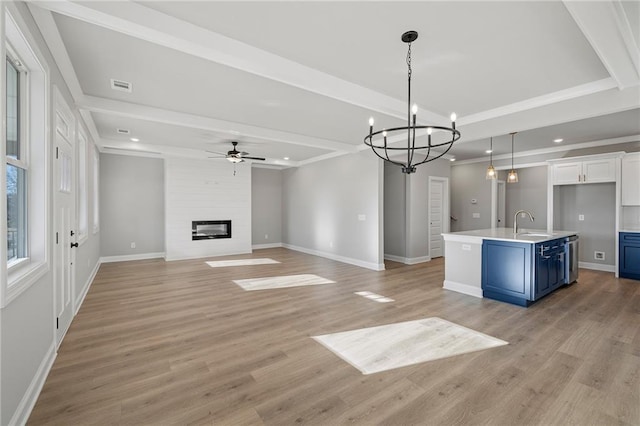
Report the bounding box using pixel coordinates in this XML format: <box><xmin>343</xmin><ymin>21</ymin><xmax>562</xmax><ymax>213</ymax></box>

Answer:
<box><xmin>116</xmin><ymin>128</ymin><xmax>130</xmax><ymax>135</ymax></box>
<box><xmin>110</xmin><ymin>78</ymin><xmax>132</xmax><ymax>93</ymax></box>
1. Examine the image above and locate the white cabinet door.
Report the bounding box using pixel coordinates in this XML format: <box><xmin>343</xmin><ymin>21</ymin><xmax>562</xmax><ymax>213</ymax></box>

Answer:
<box><xmin>583</xmin><ymin>158</ymin><xmax>616</xmax><ymax>183</ymax></box>
<box><xmin>553</xmin><ymin>162</ymin><xmax>581</xmax><ymax>185</ymax></box>
<box><xmin>622</xmin><ymin>153</ymin><xmax>640</xmax><ymax>206</ymax></box>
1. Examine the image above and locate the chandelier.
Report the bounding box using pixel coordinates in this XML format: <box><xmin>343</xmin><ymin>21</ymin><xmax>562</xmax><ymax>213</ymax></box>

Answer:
<box><xmin>365</xmin><ymin>31</ymin><xmax>461</xmax><ymax>174</ymax></box>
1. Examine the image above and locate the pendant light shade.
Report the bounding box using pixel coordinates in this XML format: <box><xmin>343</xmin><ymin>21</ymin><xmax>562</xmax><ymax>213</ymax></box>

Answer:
<box><xmin>486</xmin><ymin>136</ymin><xmax>496</xmax><ymax>180</ymax></box>
<box><xmin>507</xmin><ymin>132</ymin><xmax>519</xmax><ymax>183</ymax></box>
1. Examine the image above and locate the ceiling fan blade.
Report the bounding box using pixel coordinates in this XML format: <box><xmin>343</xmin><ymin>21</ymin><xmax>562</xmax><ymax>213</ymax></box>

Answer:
<box><xmin>206</xmin><ymin>150</ymin><xmax>226</xmax><ymax>155</ymax></box>
<box><xmin>239</xmin><ymin>151</ymin><xmax>250</xmax><ymax>155</ymax></box>
<box><xmin>242</xmin><ymin>156</ymin><xmax>266</xmax><ymax>161</ymax></box>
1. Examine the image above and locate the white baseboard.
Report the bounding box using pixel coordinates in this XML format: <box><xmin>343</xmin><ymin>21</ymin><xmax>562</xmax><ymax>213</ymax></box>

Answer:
<box><xmin>443</xmin><ymin>280</ymin><xmax>483</xmax><ymax>298</ymax></box>
<box><xmin>406</xmin><ymin>256</ymin><xmax>431</xmax><ymax>265</ymax></box>
<box><xmin>252</xmin><ymin>243</ymin><xmax>283</xmax><ymax>250</ymax></box>
<box><xmin>9</xmin><ymin>341</ymin><xmax>57</xmax><ymax>426</ymax></box>
<box><xmin>283</xmin><ymin>244</ymin><xmax>385</xmax><ymax>271</ymax></box>
<box><xmin>75</xmin><ymin>260</ymin><xmax>100</xmax><ymax>315</ymax></box>
<box><xmin>384</xmin><ymin>254</ymin><xmax>431</xmax><ymax>265</ymax></box>
<box><xmin>579</xmin><ymin>261</ymin><xmax>616</xmax><ymax>273</ymax></box>
<box><xmin>100</xmin><ymin>252</ymin><xmax>165</xmax><ymax>263</ymax></box>
<box><xmin>164</xmin><ymin>250</ymin><xmax>252</xmax><ymax>262</ymax></box>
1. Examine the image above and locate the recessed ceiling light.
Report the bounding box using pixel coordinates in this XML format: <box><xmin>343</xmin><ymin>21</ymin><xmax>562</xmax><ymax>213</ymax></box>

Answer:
<box><xmin>130</xmin><ymin>137</ymin><xmax>140</xmax><ymax>142</ymax></box>
<box><xmin>553</xmin><ymin>138</ymin><xmax>563</xmax><ymax>143</ymax></box>
<box><xmin>485</xmin><ymin>149</ymin><xmax>493</xmax><ymax>154</ymax></box>
<box><xmin>283</xmin><ymin>157</ymin><xmax>290</xmax><ymax>160</ymax></box>
<box><xmin>450</xmin><ymin>158</ymin><xmax>456</xmax><ymax>162</ymax></box>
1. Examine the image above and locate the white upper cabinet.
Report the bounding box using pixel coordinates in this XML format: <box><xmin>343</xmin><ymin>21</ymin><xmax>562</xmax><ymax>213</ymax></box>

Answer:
<box><xmin>550</xmin><ymin>155</ymin><xmax>618</xmax><ymax>185</ymax></box>
<box><xmin>622</xmin><ymin>153</ymin><xmax>640</xmax><ymax>206</ymax></box>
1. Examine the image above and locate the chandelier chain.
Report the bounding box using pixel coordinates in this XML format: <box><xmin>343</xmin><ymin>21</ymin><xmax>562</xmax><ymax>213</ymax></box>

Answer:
<box><xmin>406</xmin><ymin>42</ymin><xmax>412</xmax><ymax>80</ymax></box>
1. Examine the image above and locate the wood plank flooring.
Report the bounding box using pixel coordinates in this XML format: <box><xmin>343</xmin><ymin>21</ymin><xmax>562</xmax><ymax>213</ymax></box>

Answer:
<box><xmin>28</xmin><ymin>248</ymin><xmax>640</xmax><ymax>425</ymax></box>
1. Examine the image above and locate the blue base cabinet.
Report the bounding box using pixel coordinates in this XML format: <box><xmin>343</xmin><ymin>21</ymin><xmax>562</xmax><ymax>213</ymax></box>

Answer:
<box><xmin>482</xmin><ymin>238</ymin><xmax>568</xmax><ymax>307</ymax></box>
<box><xmin>620</xmin><ymin>232</ymin><xmax>640</xmax><ymax>280</ymax></box>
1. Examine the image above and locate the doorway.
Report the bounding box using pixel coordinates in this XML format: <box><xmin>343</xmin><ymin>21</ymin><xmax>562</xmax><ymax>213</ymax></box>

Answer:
<box><xmin>491</xmin><ymin>179</ymin><xmax>506</xmax><ymax>228</ymax></box>
<box><xmin>428</xmin><ymin>176</ymin><xmax>449</xmax><ymax>258</ymax></box>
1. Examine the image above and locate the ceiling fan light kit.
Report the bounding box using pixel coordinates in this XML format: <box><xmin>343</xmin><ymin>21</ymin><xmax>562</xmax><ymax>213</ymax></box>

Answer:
<box><xmin>364</xmin><ymin>30</ymin><xmax>461</xmax><ymax>174</ymax></box>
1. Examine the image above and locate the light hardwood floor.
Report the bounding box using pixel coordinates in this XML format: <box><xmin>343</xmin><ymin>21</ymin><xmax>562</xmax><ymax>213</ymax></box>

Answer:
<box><xmin>29</xmin><ymin>248</ymin><xmax>640</xmax><ymax>425</ymax></box>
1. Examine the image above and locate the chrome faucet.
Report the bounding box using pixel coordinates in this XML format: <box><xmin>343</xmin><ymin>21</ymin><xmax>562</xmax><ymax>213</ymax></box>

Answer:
<box><xmin>514</xmin><ymin>210</ymin><xmax>535</xmax><ymax>234</ymax></box>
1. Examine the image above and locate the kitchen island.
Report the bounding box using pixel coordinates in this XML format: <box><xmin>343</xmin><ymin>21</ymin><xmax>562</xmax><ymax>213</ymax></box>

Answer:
<box><xmin>442</xmin><ymin>228</ymin><xmax>578</xmax><ymax>306</ymax></box>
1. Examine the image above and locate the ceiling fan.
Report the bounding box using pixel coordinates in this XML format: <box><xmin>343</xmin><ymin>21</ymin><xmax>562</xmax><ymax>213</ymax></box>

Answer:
<box><xmin>207</xmin><ymin>141</ymin><xmax>265</xmax><ymax>163</ymax></box>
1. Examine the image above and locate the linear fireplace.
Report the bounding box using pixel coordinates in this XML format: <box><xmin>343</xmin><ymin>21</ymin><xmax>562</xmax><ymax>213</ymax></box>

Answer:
<box><xmin>192</xmin><ymin>220</ymin><xmax>232</xmax><ymax>240</ymax></box>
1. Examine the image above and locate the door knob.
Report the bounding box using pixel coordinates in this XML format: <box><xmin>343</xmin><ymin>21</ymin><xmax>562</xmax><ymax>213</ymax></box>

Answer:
<box><xmin>70</xmin><ymin>242</ymin><xmax>78</xmax><ymax>248</ymax></box>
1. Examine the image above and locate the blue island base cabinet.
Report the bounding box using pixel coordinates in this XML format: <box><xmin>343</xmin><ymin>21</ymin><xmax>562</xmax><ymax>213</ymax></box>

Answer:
<box><xmin>482</xmin><ymin>238</ymin><xmax>568</xmax><ymax>307</ymax></box>
<box><xmin>620</xmin><ymin>232</ymin><xmax>640</xmax><ymax>280</ymax></box>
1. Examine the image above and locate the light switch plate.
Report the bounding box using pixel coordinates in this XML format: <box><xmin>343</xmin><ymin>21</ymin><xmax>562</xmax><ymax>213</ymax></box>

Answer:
<box><xmin>578</xmin><ymin>214</ymin><xmax>585</xmax><ymax>221</ymax></box>
<box><xmin>472</xmin><ymin>213</ymin><xmax>480</xmax><ymax>218</ymax></box>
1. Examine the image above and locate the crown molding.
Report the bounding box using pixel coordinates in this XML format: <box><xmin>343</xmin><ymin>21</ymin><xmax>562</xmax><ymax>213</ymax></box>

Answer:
<box><xmin>452</xmin><ymin>134</ymin><xmax>640</xmax><ymax>166</ymax></box>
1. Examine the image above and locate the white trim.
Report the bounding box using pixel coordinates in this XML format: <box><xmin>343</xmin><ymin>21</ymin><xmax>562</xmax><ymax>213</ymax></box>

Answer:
<box><xmin>460</xmin><ymin>78</ymin><xmax>618</xmax><ymax>126</ymax></box>
<box><xmin>443</xmin><ymin>280</ymin><xmax>484</xmax><ymax>298</ymax></box>
<box><xmin>31</xmin><ymin>0</ymin><xmax>441</xmax><ymax>123</ymax></box>
<box><xmin>252</xmin><ymin>243</ymin><xmax>283</xmax><ymax>250</ymax></box>
<box><xmin>563</xmin><ymin>1</ymin><xmax>640</xmax><ymax>89</ymax></box>
<box><xmin>453</xmin><ymin>135</ymin><xmax>640</xmax><ymax>166</ymax></box>
<box><xmin>383</xmin><ymin>254</ymin><xmax>431</xmax><ymax>265</ymax></box>
<box><xmin>100</xmin><ymin>252</ymin><xmax>165</xmax><ymax>263</ymax></box>
<box><xmin>74</xmin><ymin>259</ymin><xmax>100</xmax><ymax>315</ymax></box>
<box><xmin>579</xmin><ymin>261</ymin><xmax>616</xmax><ymax>273</ymax></box>
<box><xmin>283</xmin><ymin>243</ymin><xmax>385</xmax><ymax>271</ymax></box>
<box><xmin>80</xmin><ymin>95</ymin><xmax>354</xmax><ymax>154</ymax></box>
<box><xmin>546</xmin><ymin>151</ymin><xmax>626</xmax><ymax>164</ymax></box>
<box><xmin>9</xmin><ymin>341</ymin><xmax>57</xmax><ymax>426</ymax></box>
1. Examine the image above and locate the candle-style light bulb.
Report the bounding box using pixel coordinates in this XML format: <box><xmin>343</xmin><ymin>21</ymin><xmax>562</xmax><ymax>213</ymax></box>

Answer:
<box><xmin>412</xmin><ymin>104</ymin><xmax>418</xmax><ymax>115</ymax></box>
<box><xmin>369</xmin><ymin>117</ymin><xmax>375</xmax><ymax>126</ymax></box>
<box><xmin>427</xmin><ymin>127</ymin><xmax>432</xmax><ymax>135</ymax></box>
<box><xmin>450</xmin><ymin>113</ymin><xmax>457</xmax><ymax>122</ymax></box>
<box><xmin>383</xmin><ymin>130</ymin><xmax>388</xmax><ymax>146</ymax></box>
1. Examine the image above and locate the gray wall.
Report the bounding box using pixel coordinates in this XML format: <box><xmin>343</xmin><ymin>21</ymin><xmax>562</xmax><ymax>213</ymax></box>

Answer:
<box><xmin>252</xmin><ymin>167</ymin><xmax>282</xmax><ymax>245</ymax></box>
<box><xmin>554</xmin><ymin>183</ymin><xmax>616</xmax><ymax>266</ymax></box>
<box><xmin>384</xmin><ymin>158</ymin><xmax>451</xmax><ymax>260</ymax></box>
<box><xmin>282</xmin><ymin>151</ymin><xmax>383</xmax><ymax>269</ymax></box>
<box><xmin>451</xmin><ymin>162</ymin><xmax>493</xmax><ymax>231</ymax></box>
<box><xmin>100</xmin><ymin>154</ymin><xmax>165</xmax><ymax>257</ymax></box>
<box><xmin>505</xmin><ymin>165</ymin><xmax>548</xmax><ymax>230</ymax></box>
<box><xmin>383</xmin><ymin>163</ymin><xmax>406</xmax><ymax>258</ymax></box>
<box><xmin>1</xmin><ymin>3</ymin><xmax>101</xmax><ymax>423</ymax></box>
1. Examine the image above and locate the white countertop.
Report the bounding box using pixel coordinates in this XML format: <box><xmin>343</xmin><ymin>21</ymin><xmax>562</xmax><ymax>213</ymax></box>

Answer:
<box><xmin>442</xmin><ymin>228</ymin><xmax>578</xmax><ymax>244</ymax></box>
<box><xmin>620</xmin><ymin>229</ymin><xmax>640</xmax><ymax>233</ymax></box>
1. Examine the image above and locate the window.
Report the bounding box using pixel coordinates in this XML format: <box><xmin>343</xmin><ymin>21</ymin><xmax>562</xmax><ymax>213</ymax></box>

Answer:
<box><xmin>77</xmin><ymin>130</ymin><xmax>88</xmax><ymax>241</ymax></box>
<box><xmin>6</xmin><ymin>54</ymin><xmax>28</xmax><ymax>265</ymax></box>
<box><xmin>2</xmin><ymin>7</ymin><xmax>49</xmax><ymax>307</ymax></box>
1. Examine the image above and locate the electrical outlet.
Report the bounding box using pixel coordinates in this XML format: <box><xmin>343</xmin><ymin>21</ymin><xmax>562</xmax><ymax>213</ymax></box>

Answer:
<box><xmin>473</xmin><ymin>213</ymin><xmax>480</xmax><ymax>218</ymax></box>
<box><xmin>329</xmin><ymin>241</ymin><xmax>334</xmax><ymax>248</ymax></box>
<box><xmin>594</xmin><ymin>251</ymin><xmax>605</xmax><ymax>261</ymax></box>
<box><xmin>358</xmin><ymin>214</ymin><xmax>366</xmax><ymax>221</ymax></box>
<box><xmin>579</xmin><ymin>214</ymin><xmax>585</xmax><ymax>221</ymax></box>
<box><xmin>265</xmin><ymin>234</ymin><xmax>268</xmax><ymax>240</ymax></box>
<box><xmin>130</xmin><ymin>242</ymin><xmax>136</xmax><ymax>249</ymax></box>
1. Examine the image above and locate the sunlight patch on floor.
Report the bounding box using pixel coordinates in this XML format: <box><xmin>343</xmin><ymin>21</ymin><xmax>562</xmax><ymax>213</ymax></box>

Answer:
<box><xmin>206</xmin><ymin>258</ymin><xmax>280</xmax><ymax>268</ymax></box>
<box><xmin>233</xmin><ymin>274</ymin><xmax>335</xmax><ymax>291</ymax></box>
<box><xmin>313</xmin><ymin>317</ymin><xmax>508</xmax><ymax>374</ymax></box>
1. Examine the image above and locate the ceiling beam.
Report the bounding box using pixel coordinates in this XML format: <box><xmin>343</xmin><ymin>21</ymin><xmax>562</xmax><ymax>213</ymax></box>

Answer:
<box><xmin>28</xmin><ymin>0</ymin><xmax>447</xmax><ymax>124</ymax></box>
<box><xmin>563</xmin><ymin>0</ymin><xmax>640</xmax><ymax>90</ymax></box>
<box><xmin>78</xmin><ymin>95</ymin><xmax>357</xmax><ymax>154</ymax></box>
<box><xmin>27</xmin><ymin>3</ymin><xmax>102</xmax><ymax>144</ymax></box>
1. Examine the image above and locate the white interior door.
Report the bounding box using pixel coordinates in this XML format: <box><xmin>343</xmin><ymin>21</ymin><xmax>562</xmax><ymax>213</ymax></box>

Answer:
<box><xmin>53</xmin><ymin>89</ymin><xmax>75</xmax><ymax>346</ymax></box>
<box><xmin>429</xmin><ymin>177</ymin><xmax>449</xmax><ymax>259</ymax></box>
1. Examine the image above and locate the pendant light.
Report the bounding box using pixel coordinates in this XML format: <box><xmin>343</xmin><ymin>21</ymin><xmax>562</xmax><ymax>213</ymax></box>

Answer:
<box><xmin>485</xmin><ymin>136</ymin><xmax>496</xmax><ymax>180</ymax></box>
<box><xmin>507</xmin><ymin>132</ymin><xmax>519</xmax><ymax>183</ymax></box>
